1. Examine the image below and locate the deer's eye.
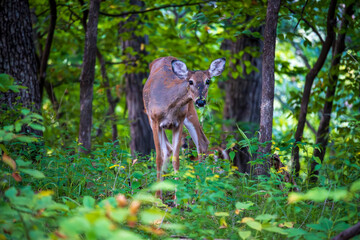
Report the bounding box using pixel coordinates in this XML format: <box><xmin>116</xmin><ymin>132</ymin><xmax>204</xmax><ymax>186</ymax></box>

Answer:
<box><xmin>189</xmin><ymin>80</ymin><xmax>194</xmax><ymax>85</ymax></box>
<box><xmin>206</xmin><ymin>79</ymin><xmax>211</xmax><ymax>85</ymax></box>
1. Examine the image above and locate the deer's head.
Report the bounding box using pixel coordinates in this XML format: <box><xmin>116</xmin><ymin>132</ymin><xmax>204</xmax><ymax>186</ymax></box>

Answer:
<box><xmin>171</xmin><ymin>58</ymin><xmax>226</xmax><ymax>107</ymax></box>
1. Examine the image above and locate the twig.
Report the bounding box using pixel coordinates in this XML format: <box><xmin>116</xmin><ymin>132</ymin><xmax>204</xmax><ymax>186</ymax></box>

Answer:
<box><xmin>99</xmin><ymin>0</ymin><xmax>216</xmax><ymax>17</ymax></box>
<box><xmin>293</xmin><ymin>0</ymin><xmax>308</xmax><ymax>31</ymax></box>
<box><xmin>284</xmin><ymin>4</ymin><xmax>324</xmax><ymax>44</ymax></box>
<box><xmin>158</xmin><ymin>208</ymin><xmax>168</xmax><ymax>229</ymax></box>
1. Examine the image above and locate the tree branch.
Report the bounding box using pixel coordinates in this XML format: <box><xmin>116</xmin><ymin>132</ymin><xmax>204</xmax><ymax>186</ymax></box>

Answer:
<box><xmin>284</xmin><ymin>4</ymin><xmax>324</xmax><ymax>44</ymax></box>
<box><xmin>293</xmin><ymin>0</ymin><xmax>308</xmax><ymax>31</ymax></box>
<box><xmin>99</xmin><ymin>0</ymin><xmax>216</xmax><ymax>17</ymax></box>
<box><xmin>332</xmin><ymin>221</ymin><xmax>360</xmax><ymax>240</ymax></box>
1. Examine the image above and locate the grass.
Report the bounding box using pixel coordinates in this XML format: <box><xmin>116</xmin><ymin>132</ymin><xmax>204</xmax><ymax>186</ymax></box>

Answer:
<box><xmin>1</xmin><ymin>139</ymin><xmax>359</xmax><ymax>240</ymax></box>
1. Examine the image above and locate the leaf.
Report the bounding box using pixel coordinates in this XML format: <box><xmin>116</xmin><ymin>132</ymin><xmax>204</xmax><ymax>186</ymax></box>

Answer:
<box><xmin>238</xmin><ymin>230</ymin><xmax>251</xmax><ymax>239</ymax></box>
<box><xmin>2</xmin><ymin>153</ymin><xmax>16</xmax><ymax>170</ymax></box>
<box><xmin>214</xmin><ymin>212</ymin><xmax>229</xmax><ymax>217</ymax></box>
<box><xmin>150</xmin><ymin>181</ymin><xmax>176</xmax><ymax>191</ymax></box>
<box><xmin>285</xmin><ymin>228</ymin><xmax>308</xmax><ymax>237</ymax></box>
<box><xmin>140</xmin><ymin>209</ymin><xmax>164</xmax><ymax>225</ymax></box>
<box><xmin>350</xmin><ymin>179</ymin><xmax>360</xmax><ymax>192</ymax></box>
<box><xmin>61</xmin><ymin>216</ymin><xmax>91</xmax><ymax>235</ymax></box>
<box><xmin>229</xmin><ymin>151</ymin><xmax>235</xmax><ymax>161</ymax></box>
<box><xmin>262</xmin><ymin>225</ymin><xmax>287</xmax><ymax>235</ymax></box>
<box><xmin>20</xmin><ymin>168</ymin><xmax>45</xmax><ymax>178</ymax></box>
<box><xmin>12</xmin><ymin>172</ymin><xmax>22</xmax><ymax>182</ymax></box>
<box><xmin>236</xmin><ymin>201</ymin><xmax>254</xmax><ymax>210</ymax></box>
<box><xmin>111</xmin><ymin>230</ymin><xmax>143</xmax><ymax>240</ymax></box>
<box><xmin>246</xmin><ymin>220</ymin><xmax>262</xmax><ymax>231</ymax></box>
<box><xmin>255</xmin><ymin>214</ymin><xmax>277</xmax><ymax>222</ymax></box>
<box><xmin>83</xmin><ymin>196</ymin><xmax>95</xmax><ymax>208</ymax></box>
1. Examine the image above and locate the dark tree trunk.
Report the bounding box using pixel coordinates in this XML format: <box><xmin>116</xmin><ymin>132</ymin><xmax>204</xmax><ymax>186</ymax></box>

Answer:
<box><xmin>256</xmin><ymin>0</ymin><xmax>281</xmax><ymax>176</ymax></box>
<box><xmin>78</xmin><ymin>0</ymin><xmax>100</xmax><ymax>154</ymax></box>
<box><xmin>119</xmin><ymin>0</ymin><xmax>154</xmax><ymax>157</ymax></box>
<box><xmin>0</xmin><ymin>0</ymin><xmax>40</xmax><ymax>117</ymax></box>
<box><xmin>291</xmin><ymin>0</ymin><xmax>337</xmax><ymax>175</ymax></box>
<box><xmin>310</xmin><ymin>4</ymin><xmax>354</xmax><ymax>182</ymax></box>
<box><xmin>221</xmin><ymin>25</ymin><xmax>264</xmax><ymax>173</ymax></box>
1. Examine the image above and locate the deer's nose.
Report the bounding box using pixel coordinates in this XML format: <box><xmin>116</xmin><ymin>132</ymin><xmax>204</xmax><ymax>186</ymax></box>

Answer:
<box><xmin>195</xmin><ymin>98</ymin><xmax>206</xmax><ymax>107</ymax></box>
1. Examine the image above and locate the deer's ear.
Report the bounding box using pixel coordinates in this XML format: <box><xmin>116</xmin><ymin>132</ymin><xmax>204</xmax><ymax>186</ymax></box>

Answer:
<box><xmin>209</xmin><ymin>58</ymin><xmax>226</xmax><ymax>77</ymax></box>
<box><xmin>172</xmin><ymin>60</ymin><xmax>188</xmax><ymax>80</ymax></box>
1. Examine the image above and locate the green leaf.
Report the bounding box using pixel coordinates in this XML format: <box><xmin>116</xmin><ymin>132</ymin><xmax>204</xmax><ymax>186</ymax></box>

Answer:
<box><xmin>61</xmin><ymin>216</ymin><xmax>91</xmax><ymax>235</ymax></box>
<box><xmin>246</xmin><ymin>221</ymin><xmax>262</xmax><ymax>231</ymax></box>
<box><xmin>214</xmin><ymin>212</ymin><xmax>229</xmax><ymax>217</ymax></box>
<box><xmin>286</xmin><ymin>228</ymin><xmax>308</xmax><ymax>237</ymax></box>
<box><xmin>262</xmin><ymin>225</ymin><xmax>287</xmax><ymax>235</ymax></box>
<box><xmin>229</xmin><ymin>151</ymin><xmax>235</xmax><ymax>161</ymax></box>
<box><xmin>140</xmin><ymin>208</ymin><xmax>164</xmax><ymax>224</ymax></box>
<box><xmin>150</xmin><ymin>181</ymin><xmax>176</xmax><ymax>191</ymax></box>
<box><xmin>236</xmin><ymin>201</ymin><xmax>254</xmax><ymax>210</ymax></box>
<box><xmin>111</xmin><ymin>230</ymin><xmax>143</xmax><ymax>240</ymax></box>
<box><xmin>350</xmin><ymin>179</ymin><xmax>360</xmax><ymax>192</ymax></box>
<box><xmin>255</xmin><ymin>214</ymin><xmax>277</xmax><ymax>222</ymax></box>
<box><xmin>83</xmin><ymin>196</ymin><xmax>95</xmax><ymax>208</ymax></box>
<box><xmin>238</xmin><ymin>230</ymin><xmax>251</xmax><ymax>239</ymax></box>
<box><xmin>21</xmin><ymin>169</ymin><xmax>45</xmax><ymax>178</ymax></box>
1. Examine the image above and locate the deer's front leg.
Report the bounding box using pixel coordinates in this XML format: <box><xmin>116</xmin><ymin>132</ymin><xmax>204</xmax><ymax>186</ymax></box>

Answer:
<box><xmin>184</xmin><ymin>103</ymin><xmax>209</xmax><ymax>159</ymax></box>
<box><xmin>172</xmin><ymin>121</ymin><xmax>184</xmax><ymax>173</ymax></box>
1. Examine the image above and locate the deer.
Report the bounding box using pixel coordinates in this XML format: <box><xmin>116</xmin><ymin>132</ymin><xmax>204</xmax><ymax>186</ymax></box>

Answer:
<box><xmin>143</xmin><ymin>56</ymin><xmax>226</xmax><ymax>199</ymax></box>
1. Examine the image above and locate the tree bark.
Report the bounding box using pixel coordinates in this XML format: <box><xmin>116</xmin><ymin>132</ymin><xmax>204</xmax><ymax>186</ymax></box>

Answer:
<box><xmin>256</xmin><ymin>0</ymin><xmax>281</xmax><ymax>176</ymax></box>
<box><xmin>310</xmin><ymin>4</ymin><xmax>354</xmax><ymax>182</ymax></box>
<box><xmin>221</xmin><ymin>25</ymin><xmax>264</xmax><ymax>173</ymax></box>
<box><xmin>119</xmin><ymin>0</ymin><xmax>154</xmax><ymax>157</ymax></box>
<box><xmin>0</xmin><ymin>0</ymin><xmax>41</xmax><ymax>135</ymax></box>
<box><xmin>291</xmin><ymin>0</ymin><xmax>337</xmax><ymax>175</ymax></box>
<box><xmin>78</xmin><ymin>0</ymin><xmax>100</xmax><ymax>154</ymax></box>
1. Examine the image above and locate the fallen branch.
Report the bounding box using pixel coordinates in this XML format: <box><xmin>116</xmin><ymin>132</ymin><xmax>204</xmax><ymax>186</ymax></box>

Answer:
<box><xmin>332</xmin><ymin>221</ymin><xmax>360</xmax><ymax>240</ymax></box>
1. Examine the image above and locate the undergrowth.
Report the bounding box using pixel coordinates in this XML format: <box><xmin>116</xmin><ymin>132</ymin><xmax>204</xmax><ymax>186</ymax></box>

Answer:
<box><xmin>1</xmin><ymin>138</ymin><xmax>359</xmax><ymax>239</ymax></box>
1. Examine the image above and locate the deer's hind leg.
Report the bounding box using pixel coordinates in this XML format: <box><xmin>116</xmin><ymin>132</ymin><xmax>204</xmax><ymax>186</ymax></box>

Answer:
<box><xmin>149</xmin><ymin>120</ymin><xmax>164</xmax><ymax>198</ymax></box>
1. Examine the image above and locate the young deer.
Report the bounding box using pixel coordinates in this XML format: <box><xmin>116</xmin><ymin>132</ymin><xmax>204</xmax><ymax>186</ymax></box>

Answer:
<box><xmin>143</xmin><ymin>56</ymin><xmax>226</xmax><ymax>198</ymax></box>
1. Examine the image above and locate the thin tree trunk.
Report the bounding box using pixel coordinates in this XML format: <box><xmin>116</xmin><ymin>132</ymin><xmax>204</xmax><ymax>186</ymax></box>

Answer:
<box><xmin>119</xmin><ymin>0</ymin><xmax>154</xmax><ymax>157</ymax></box>
<box><xmin>310</xmin><ymin>4</ymin><xmax>354</xmax><ymax>182</ymax></box>
<box><xmin>78</xmin><ymin>0</ymin><xmax>119</xmax><ymax>146</ymax></box>
<box><xmin>291</xmin><ymin>0</ymin><xmax>337</xmax><ymax>175</ymax></box>
<box><xmin>39</xmin><ymin>0</ymin><xmax>57</xmax><ymax>103</ymax></box>
<box><xmin>256</xmin><ymin>0</ymin><xmax>281</xmax><ymax>176</ymax></box>
<box><xmin>78</xmin><ymin>0</ymin><xmax>100</xmax><ymax>154</ymax></box>
<box><xmin>0</xmin><ymin>0</ymin><xmax>41</xmax><ymax>135</ymax></box>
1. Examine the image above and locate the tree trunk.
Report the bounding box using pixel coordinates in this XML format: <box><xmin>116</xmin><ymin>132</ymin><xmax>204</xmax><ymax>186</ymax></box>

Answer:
<box><xmin>221</xmin><ymin>25</ymin><xmax>263</xmax><ymax>173</ymax></box>
<box><xmin>0</xmin><ymin>0</ymin><xmax>40</xmax><ymax>112</ymax></box>
<box><xmin>291</xmin><ymin>0</ymin><xmax>337</xmax><ymax>175</ymax></box>
<box><xmin>0</xmin><ymin>0</ymin><xmax>42</xmax><ymax>137</ymax></box>
<box><xmin>256</xmin><ymin>0</ymin><xmax>281</xmax><ymax>176</ymax></box>
<box><xmin>39</xmin><ymin>0</ymin><xmax>57</xmax><ymax>103</ymax></box>
<box><xmin>78</xmin><ymin>0</ymin><xmax>100</xmax><ymax>154</ymax></box>
<box><xmin>310</xmin><ymin>4</ymin><xmax>354</xmax><ymax>182</ymax></box>
<box><xmin>119</xmin><ymin>0</ymin><xmax>154</xmax><ymax>157</ymax></box>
